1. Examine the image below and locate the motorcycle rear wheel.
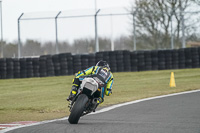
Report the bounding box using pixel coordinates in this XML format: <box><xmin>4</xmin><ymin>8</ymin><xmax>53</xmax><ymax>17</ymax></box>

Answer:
<box><xmin>68</xmin><ymin>94</ymin><xmax>89</xmax><ymax>124</ymax></box>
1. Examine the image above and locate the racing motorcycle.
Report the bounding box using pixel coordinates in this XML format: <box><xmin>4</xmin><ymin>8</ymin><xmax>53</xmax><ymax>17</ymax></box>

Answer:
<box><xmin>68</xmin><ymin>76</ymin><xmax>104</xmax><ymax>124</ymax></box>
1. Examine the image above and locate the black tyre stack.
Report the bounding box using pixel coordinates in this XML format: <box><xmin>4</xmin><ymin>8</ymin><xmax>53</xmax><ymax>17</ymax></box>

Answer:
<box><xmin>39</xmin><ymin>55</ymin><xmax>47</xmax><ymax>77</ymax></box>
<box><xmin>6</xmin><ymin>58</ymin><xmax>14</xmax><ymax>79</ymax></box>
<box><xmin>115</xmin><ymin>51</ymin><xmax>124</xmax><ymax>72</ymax></box>
<box><xmin>95</xmin><ymin>52</ymin><xmax>104</xmax><ymax>64</ymax></box>
<box><xmin>165</xmin><ymin>50</ymin><xmax>173</xmax><ymax>70</ymax></box>
<box><xmin>137</xmin><ymin>51</ymin><xmax>145</xmax><ymax>71</ymax></box>
<box><xmin>123</xmin><ymin>51</ymin><xmax>131</xmax><ymax>72</ymax></box>
<box><xmin>59</xmin><ymin>53</ymin><xmax>69</xmax><ymax>76</ymax></box>
<box><xmin>1</xmin><ymin>47</ymin><xmax>200</xmax><ymax>80</ymax></box>
<box><xmin>184</xmin><ymin>48</ymin><xmax>192</xmax><ymax>68</ymax></box>
<box><xmin>178</xmin><ymin>49</ymin><xmax>185</xmax><ymax>69</ymax></box>
<box><xmin>32</xmin><ymin>58</ymin><xmax>40</xmax><ymax>77</ymax></box>
<box><xmin>52</xmin><ymin>55</ymin><xmax>60</xmax><ymax>76</ymax></box>
<box><xmin>73</xmin><ymin>55</ymin><xmax>82</xmax><ymax>74</ymax></box>
<box><xmin>151</xmin><ymin>50</ymin><xmax>158</xmax><ymax>70</ymax></box>
<box><xmin>130</xmin><ymin>52</ymin><xmax>138</xmax><ymax>71</ymax></box>
<box><xmin>19</xmin><ymin>58</ymin><xmax>27</xmax><ymax>78</ymax></box>
<box><xmin>109</xmin><ymin>51</ymin><xmax>117</xmax><ymax>72</ymax></box>
<box><xmin>144</xmin><ymin>51</ymin><xmax>152</xmax><ymax>71</ymax></box>
<box><xmin>102</xmin><ymin>52</ymin><xmax>110</xmax><ymax>63</ymax></box>
<box><xmin>191</xmin><ymin>47</ymin><xmax>199</xmax><ymax>68</ymax></box>
<box><xmin>171</xmin><ymin>50</ymin><xmax>179</xmax><ymax>69</ymax></box>
<box><xmin>0</xmin><ymin>58</ymin><xmax>7</xmax><ymax>79</ymax></box>
<box><xmin>13</xmin><ymin>58</ymin><xmax>20</xmax><ymax>78</ymax></box>
<box><xmin>26</xmin><ymin>58</ymin><xmax>34</xmax><ymax>78</ymax></box>
<box><xmin>46</xmin><ymin>55</ymin><xmax>55</xmax><ymax>77</ymax></box>
<box><xmin>198</xmin><ymin>47</ymin><xmax>200</xmax><ymax>66</ymax></box>
<box><xmin>158</xmin><ymin>50</ymin><xmax>165</xmax><ymax>70</ymax></box>
<box><xmin>81</xmin><ymin>55</ymin><xmax>89</xmax><ymax>70</ymax></box>
<box><xmin>67</xmin><ymin>54</ymin><xmax>74</xmax><ymax>75</ymax></box>
<box><xmin>88</xmin><ymin>54</ymin><xmax>96</xmax><ymax>67</ymax></box>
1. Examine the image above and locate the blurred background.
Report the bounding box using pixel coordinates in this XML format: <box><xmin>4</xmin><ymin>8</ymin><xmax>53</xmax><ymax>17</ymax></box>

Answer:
<box><xmin>0</xmin><ymin>0</ymin><xmax>200</xmax><ymax>58</ymax></box>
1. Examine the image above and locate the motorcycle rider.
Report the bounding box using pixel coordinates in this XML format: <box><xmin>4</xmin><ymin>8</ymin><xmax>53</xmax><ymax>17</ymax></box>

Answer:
<box><xmin>67</xmin><ymin>60</ymin><xmax>114</xmax><ymax>107</ymax></box>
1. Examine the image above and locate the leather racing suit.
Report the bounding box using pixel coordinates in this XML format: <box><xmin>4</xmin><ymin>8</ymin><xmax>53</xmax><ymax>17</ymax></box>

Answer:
<box><xmin>69</xmin><ymin>66</ymin><xmax>114</xmax><ymax>104</ymax></box>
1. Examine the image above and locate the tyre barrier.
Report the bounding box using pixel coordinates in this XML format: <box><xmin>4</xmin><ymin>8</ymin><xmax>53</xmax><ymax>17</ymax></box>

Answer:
<box><xmin>130</xmin><ymin>52</ymin><xmax>138</xmax><ymax>71</ymax></box>
<box><xmin>151</xmin><ymin>50</ymin><xmax>158</xmax><ymax>70</ymax></box>
<box><xmin>109</xmin><ymin>51</ymin><xmax>117</xmax><ymax>72</ymax></box>
<box><xmin>172</xmin><ymin>50</ymin><xmax>179</xmax><ymax>69</ymax></box>
<box><xmin>52</xmin><ymin>54</ymin><xmax>60</xmax><ymax>76</ymax></box>
<box><xmin>6</xmin><ymin>58</ymin><xmax>14</xmax><ymax>79</ymax></box>
<box><xmin>88</xmin><ymin>54</ymin><xmax>96</xmax><ymax>67</ymax></box>
<box><xmin>67</xmin><ymin>54</ymin><xmax>74</xmax><ymax>75</ymax></box>
<box><xmin>137</xmin><ymin>51</ymin><xmax>145</xmax><ymax>71</ymax></box>
<box><xmin>73</xmin><ymin>54</ymin><xmax>82</xmax><ymax>74</ymax></box>
<box><xmin>39</xmin><ymin>55</ymin><xmax>47</xmax><ymax>77</ymax></box>
<box><xmin>95</xmin><ymin>52</ymin><xmax>104</xmax><ymax>64</ymax></box>
<box><xmin>13</xmin><ymin>58</ymin><xmax>20</xmax><ymax>78</ymax></box>
<box><xmin>20</xmin><ymin>58</ymin><xmax>27</xmax><ymax>78</ymax></box>
<box><xmin>123</xmin><ymin>51</ymin><xmax>131</xmax><ymax>72</ymax></box>
<box><xmin>0</xmin><ymin>58</ymin><xmax>7</xmax><ymax>79</ymax></box>
<box><xmin>26</xmin><ymin>58</ymin><xmax>34</xmax><ymax>78</ymax></box>
<box><xmin>32</xmin><ymin>58</ymin><xmax>40</xmax><ymax>77</ymax></box>
<box><xmin>81</xmin><ymin>54</ymin><xmax>89</xmax><ymax>70</ymax></box>
<box><xmin>144</xmin><ymin>51</ymin><xmax>152</xmax><ymax>71</ymax></box>
<box><xmin>115</xmin><ymin>51</ymin><xmax>124</xmax><ymax>72</ymax></box>
<box><xmin>0</xmin><ymin>47</ymin><xmax>200</xmax><ymax>79</ymax></box>
<box><xmin>59</xmin><ymin>53</ymin><xmax>72</xmax><ymax>76</ymax></box>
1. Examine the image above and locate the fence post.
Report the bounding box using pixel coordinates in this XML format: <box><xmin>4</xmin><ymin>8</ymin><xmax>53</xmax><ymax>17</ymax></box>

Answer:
<box><xmin>170</xmin><ymin>10</ymin><xmax>174</xmax><ymax>49</ymax></box>
<box><xmin>110</xmin><ymin>14</ymin><xmax>114</xmax><ymax>51</ymax></box>
<box><xmin>132</xmin><ymin>8</ymin><xmax>138</xmax><ymax>51</ymax></box>
<box><xmin>180</xmin><ymin>1</ymin><xmax>186</xmax><ymax>48</ymax></box>
<box><xmin>133</xmin><ymin>13</ymin><xmax>136</xmax><ymax>51</ymax></box>
<box><xmin>55</xmin><ymin>11</ymin><xmax>61</xmax><ymax>54</ymax></box>
<box><xmin>95</xmin><ymin>9</ymin><xmax>100</xmax><ymax>52</ymax></box>
<box><xmin>18</xmin><ymin>13</ymin><xmax>24</xmax><ymax>58</ymax></box>
<box><xmin>0</xmin><ymin>1</ymin><xmax>3</xmax><ymax>58</ymax></box>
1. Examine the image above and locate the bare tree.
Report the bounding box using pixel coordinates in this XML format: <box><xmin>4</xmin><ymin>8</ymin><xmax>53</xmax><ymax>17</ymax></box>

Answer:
<box><xmin>3</xmin><ymin>42</ymin><xmax>18</xmax><ymax>58</ymax></box>
<box><xmin>22</xmin><ymin>40</ymin><xmax>43</xmax><ymax>56</ymax></box>
<box><xmin>132</xmin><ymin>0</ymin><xmax>199</xmax><ymax>49</ymax></box>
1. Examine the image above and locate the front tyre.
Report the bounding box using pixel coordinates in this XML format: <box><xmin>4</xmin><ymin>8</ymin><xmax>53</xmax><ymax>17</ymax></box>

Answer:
<box><xmin>68</xmin><ymin>94</ymin><xmax>89</xmax><ymax>124</ymax></box>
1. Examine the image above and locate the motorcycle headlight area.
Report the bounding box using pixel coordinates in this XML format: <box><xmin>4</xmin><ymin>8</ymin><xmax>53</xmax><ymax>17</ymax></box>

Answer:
<box><xmin>81</xmin><ymin>78</ymin><xmax>98</xmax><ymax>95</ymax></box>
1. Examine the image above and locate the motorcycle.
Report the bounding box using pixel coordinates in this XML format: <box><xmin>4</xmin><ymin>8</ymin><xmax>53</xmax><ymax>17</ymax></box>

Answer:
<box><xmin>68</xmin><ymin>76</ymin><xmax>104</xmax><ymax>124</ymax></box>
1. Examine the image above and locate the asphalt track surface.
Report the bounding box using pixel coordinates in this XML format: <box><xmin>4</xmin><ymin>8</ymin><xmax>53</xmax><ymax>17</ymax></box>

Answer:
<box><xmin>4</xmin><ymin>91</ymin><xmax>200</xmax><ymax>133</ymax></box>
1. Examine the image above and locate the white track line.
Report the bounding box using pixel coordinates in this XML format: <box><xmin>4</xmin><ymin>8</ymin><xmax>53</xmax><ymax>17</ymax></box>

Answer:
<box><xmin>1</xmin><ymin>89</ymin><xmax>200</xmax><ymax>133</ymax></box>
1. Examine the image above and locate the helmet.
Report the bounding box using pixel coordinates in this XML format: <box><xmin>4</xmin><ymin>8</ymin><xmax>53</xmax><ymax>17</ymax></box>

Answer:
<box><xmin>96</xmin><ymin>60</ymin><xmax>110</xmax><ymax>71</ymax></box>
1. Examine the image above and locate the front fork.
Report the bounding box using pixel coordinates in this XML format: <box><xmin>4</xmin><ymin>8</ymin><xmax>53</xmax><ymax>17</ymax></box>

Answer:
<box><xmin>68</xmin><ymin>91</ymin><xmax>81</xmax><ymax>112</ymax></box>
<box><xmin>68</xmin><ymin>90</ymin><xmax>99</xmax><ymax>115</ymax></box>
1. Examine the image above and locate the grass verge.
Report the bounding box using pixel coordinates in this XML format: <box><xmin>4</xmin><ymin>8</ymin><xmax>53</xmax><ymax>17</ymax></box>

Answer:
<box><xmin>0</xmin><ymin>68</ymin><xmax>200</xmax><ymax>123</ymax></box>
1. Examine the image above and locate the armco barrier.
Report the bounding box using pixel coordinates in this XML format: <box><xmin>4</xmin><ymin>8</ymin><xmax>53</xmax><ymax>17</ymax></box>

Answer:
<box><xmin>0</xmin><ymin>47</ymin><xmax>200</xmax><ymax>79</ymax></box>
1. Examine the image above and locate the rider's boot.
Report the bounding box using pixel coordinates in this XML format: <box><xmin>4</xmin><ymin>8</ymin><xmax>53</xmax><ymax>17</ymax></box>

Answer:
<box><xmin>67</xmin><ymin>86</ymin><xmax>78</xmax><ymax>101</ymax></box>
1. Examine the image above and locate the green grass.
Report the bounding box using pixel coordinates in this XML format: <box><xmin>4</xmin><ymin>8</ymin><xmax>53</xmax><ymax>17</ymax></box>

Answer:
<box><xmin>0</xmin><ymin>68</ymin><xmax>200</xmax><ymax>123</ymax></box>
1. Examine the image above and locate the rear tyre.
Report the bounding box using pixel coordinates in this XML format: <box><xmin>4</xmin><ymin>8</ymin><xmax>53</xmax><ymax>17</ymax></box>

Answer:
<box><xmin>68</xmin><ymin>94</ymin><xmax>89</xmax><ymax>124</ymax></box>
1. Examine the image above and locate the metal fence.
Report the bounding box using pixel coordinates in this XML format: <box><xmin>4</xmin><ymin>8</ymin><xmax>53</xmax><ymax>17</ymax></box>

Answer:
<box><xmin>15</xmin><ymin>8</ymin><xmax>200</xmax><ymax>58</ymax></box>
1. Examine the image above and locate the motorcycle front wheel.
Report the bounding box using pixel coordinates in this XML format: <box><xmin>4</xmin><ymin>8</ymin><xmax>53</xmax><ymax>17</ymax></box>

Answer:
<box><xmin>68</xmin><ymin>94</ymin><xmax>89</xmax><ymax>124</ymax></box>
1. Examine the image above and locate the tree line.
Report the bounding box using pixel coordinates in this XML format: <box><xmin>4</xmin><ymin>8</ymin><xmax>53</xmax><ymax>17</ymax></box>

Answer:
<box><xmin>0</xmin><ymin>37</ymin><xmax>134</xmax><ymax>58</ymax></box>
<box><xmin>1</xmin><ymin>33</ymin><xmax>200</xmax><ymax>58</ymax></box>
